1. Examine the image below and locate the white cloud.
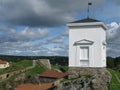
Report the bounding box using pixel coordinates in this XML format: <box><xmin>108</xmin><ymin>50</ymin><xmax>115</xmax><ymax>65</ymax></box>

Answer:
<box><xmin>0</xmin><ymin>41</ymin><xmax>68</xmax><ymax>56</ymax></box>
<box><xmin>62</xmin><ymin>29</ymin><xmax>69</xmax><ymax>36</ymax></box>
<box><xmin>107</xmin><ymin>24</ymin><xmax>116</xmax><ymax>40</ymax></box>
<box><xmin>1</xmin><ymin>0</ymin><xmax>120</xmax><ymax>57</ymax></box>
<box><xmin>106</xmin><ymin>22</ymin><xmax>120</xmax><ymax>42</ymax></box>
<box><xmin>0</xmin><ymin>25</ymin><xmax>69</xmax><ymax>56</ymax></box>
<box><xmin>18</xmin><ymin>27</ymin><xmax>50</xmax><ymax>41</ymax></box>
<box><xmin>0</xmin><ymin>26</ymin><xmax>50</xmax><ymax>42</ymax></box>
<box><xmin>0</xmin><ymin>0</ymin><xmax>106</xmax><ymax>26</ymax></box>
<box><xmin>45</xmin><ymin>36</ymin><xmax>64</xmax><ymax>44</ymax></box>
<box><xmin>106</xmin><ymin>22</ymin><xmax>120</xmax><ymax>57</ymax></box>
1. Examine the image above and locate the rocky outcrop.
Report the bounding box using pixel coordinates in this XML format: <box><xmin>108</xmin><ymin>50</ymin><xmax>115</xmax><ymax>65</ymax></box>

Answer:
<box><xmin>53</xmin><ymin>77</ymin><xmax>92</xmax><ymax>90</ymax></box>
<box><xmin>68</xmin><ymin>67</ymin><xmax>111</xmax><ymax>90</ymax></box>
<box><xmin>37</xmin><ymin>59</ymin><xmax>51</xmax><ymax>70</ymax></box>
<box><xmin>39</xmin><ymin>77</ymin><xmax>56</xmax><ymax>83</ymax></box>
<box><xmin>53</xmin><ymin>68</ymin><xmax>111</xmax><ymax>90</ymax></box>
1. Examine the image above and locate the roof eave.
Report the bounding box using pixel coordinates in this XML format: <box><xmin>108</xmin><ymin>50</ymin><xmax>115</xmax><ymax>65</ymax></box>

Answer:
<box><xmin>67</xmin><ymin>22</ymin><xmax>108</xmax><ymax>30</ymax></box>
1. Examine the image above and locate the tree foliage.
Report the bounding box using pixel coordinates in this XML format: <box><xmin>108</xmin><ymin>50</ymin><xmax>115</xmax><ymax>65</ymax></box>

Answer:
<box><xmin>107</xmin><ymin>56</ymin><xmax>120</xmax><ymax>72</ymax></box>
<box><xmin>0</xmin><ymin>55</ymin><xmax>68</xmax><ymax>66</ymax></box>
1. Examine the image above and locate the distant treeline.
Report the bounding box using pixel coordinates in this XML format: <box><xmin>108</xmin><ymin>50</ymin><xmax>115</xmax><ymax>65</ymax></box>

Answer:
<box><xmin>0</xmin><ymin>55</ymin><xmax>120</xmax><ymax>69</ymax></box>
<box><xmin>0</xmin><ymin>55</ymin><xmax>68</xmax><ymax>66</ymax></box>
<box><xmin>107</xmin><ymin>56</ymin><xmax>120</xmax><ymax>71</ymax></box>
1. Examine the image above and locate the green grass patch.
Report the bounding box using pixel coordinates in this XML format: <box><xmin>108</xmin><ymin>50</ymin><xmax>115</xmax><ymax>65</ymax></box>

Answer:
<box><xmin>25</xmin><ymin>66</ymin><xmax>45</xmax><ymax>75</ymax></box>
<box><xmin>0</xmin><ymin>60</ymin><xmax>32</xmax><ymax>74</ymax></box>
<box><xmin>116</xmin><ymin>71</ymin><xmax>120</xmax><ymax>80</ymax></box>
<box><xmin>0</xmin><ymin>81</ymin><xmax>7</xmax><ymax>90</ymax></box>
<box><xmin>107</xmin><ymin>68</ymin><xmax>120</xmax><ymax>90</ymax></box>
<box><xmin>58</xmin><ymin>66</ymin><xmax>68</xmax><ymax>72</ymax></box>
<box><xmin>13</xmin><ymin>60</ymin><xmax>32</xmax><ymax>68</ymax></box>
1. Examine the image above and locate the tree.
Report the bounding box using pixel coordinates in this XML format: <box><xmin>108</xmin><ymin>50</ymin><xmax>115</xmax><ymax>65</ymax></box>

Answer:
<box><xmin>107</xmin><ymin>56</ymin><xmax>114</xmax><ymax>68</ymax></box>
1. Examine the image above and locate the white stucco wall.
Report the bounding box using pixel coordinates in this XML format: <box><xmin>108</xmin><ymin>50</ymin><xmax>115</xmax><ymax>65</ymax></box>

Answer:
<box><xmin>68</xmin><ymin>25</ymin><xmax>106</xmax><ymax>67</ymax></box>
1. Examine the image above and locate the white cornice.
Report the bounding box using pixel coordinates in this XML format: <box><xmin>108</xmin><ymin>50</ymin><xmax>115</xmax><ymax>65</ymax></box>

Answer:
<box><xmin>67</xmin><ymin>22</ymin><xmax>108</xmax><ymax>30</ymax></box>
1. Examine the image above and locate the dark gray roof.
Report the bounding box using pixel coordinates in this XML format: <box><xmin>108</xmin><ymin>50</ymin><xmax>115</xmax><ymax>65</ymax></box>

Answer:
<box><xmin>71</xmin><ymin>18</ymin><xmax>101</xmax><ymax>23</ymax></box>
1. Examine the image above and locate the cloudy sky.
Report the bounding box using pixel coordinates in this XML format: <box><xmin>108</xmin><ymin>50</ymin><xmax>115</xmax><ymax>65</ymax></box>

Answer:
<box><xmin>0</xmin><ymin>0</ymin><xmax>120</xmax><ymax>57</ymax></box>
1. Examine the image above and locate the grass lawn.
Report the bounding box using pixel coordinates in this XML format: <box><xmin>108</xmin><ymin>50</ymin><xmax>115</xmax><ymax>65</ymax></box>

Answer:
<box><xmin>59</xmin><ymin>66</ymin><xmax>68</xmax><ymax>71</ymax></box>
<box><xmin>13</xmin><ymin>60</ymin><xmax>32</xmax><ymax>68</ymax></box>
<box><xmin>116</xmin><ymin>71</ymin><xmax>120</xmax><ymax>80</ymax></box>
<box><xmin>107</xmin><ymin>68</ymin><xmax>120</xmax><ymax>90</ymax></box>
<box><xmin>25</xmin><ymin>66</ymin><xmax>45</xmax><ymax>75</ymax></box>
<box><xmin>0</xmin><ymin>60</ymin><xmax>32</xmax><ymax>74</ymax></box>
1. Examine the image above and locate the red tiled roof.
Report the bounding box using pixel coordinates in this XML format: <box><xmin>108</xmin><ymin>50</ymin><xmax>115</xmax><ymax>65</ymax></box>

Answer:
<box><xmin>39</xmin><ymin>71</ymin><xmax>68</xmax><ymax>79</ymax></box>
<box><xmin>0</xmin><ymin>60</ymin><xmax>8</xmax><ymax>64</ymax></box>
<box><xmin>15</xmin><ymin>83</ymin><xmax>53</xmax><ymax>90</ymax></box>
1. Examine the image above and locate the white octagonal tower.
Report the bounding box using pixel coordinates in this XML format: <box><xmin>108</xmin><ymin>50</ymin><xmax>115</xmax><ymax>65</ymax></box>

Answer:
<box><xmin>67</xmin><ymin>18</ymin><xmax>108</xmax><ymax>67</ymax></box>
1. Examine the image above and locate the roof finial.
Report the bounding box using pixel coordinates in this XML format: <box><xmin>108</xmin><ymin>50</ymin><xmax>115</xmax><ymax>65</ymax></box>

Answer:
<box><xmin>87</xmin><ymin>2</ymin><xmax>92</xmax><ymax>19</ymax></box>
